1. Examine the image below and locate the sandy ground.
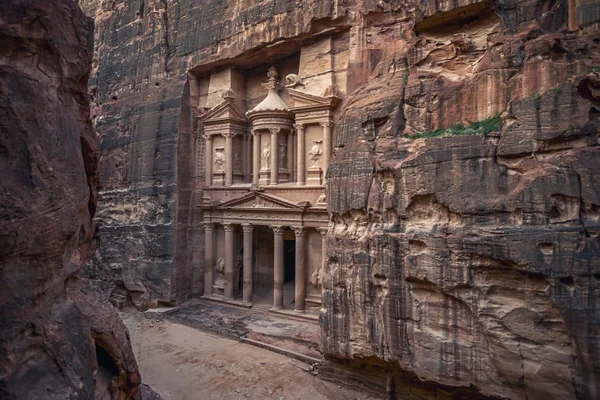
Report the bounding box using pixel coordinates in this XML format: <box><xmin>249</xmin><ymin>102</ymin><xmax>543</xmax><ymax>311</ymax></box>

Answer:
<box><xmin>121</xmin><ymin>310</ymin><xmax>378</xmax><ymax>400</ymax></box>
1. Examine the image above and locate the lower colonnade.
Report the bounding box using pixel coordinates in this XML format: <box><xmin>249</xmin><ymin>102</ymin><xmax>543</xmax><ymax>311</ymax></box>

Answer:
<box><xmin>203</xmin><ymin>221</ymin><xmax>327</xmax><ymax>313</ymax></box>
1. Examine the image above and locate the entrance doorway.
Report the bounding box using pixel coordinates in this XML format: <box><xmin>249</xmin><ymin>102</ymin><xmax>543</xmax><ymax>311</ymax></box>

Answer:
<box><xmin>284</xmin><ymin>239</ymin><xmax>295</xmax><ymax>283</ymax></box>
<box><xmin>283</xmin><ymin>238</ymin><xmax>296</xmax><ymax>307</ymax></box>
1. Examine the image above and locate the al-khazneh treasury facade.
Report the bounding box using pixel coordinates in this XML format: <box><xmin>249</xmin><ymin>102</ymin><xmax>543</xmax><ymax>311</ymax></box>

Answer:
<box><xmin>193</xmin><ymin>35</ymin><xmax>347</xmax><ymax>317</ymax></box>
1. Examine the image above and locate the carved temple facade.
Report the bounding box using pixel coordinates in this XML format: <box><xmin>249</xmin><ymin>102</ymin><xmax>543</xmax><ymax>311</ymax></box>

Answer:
<box><xmin>193</xmin><ymin>35</ymin><xmax>348</xmax><ymax>317</ymax></box>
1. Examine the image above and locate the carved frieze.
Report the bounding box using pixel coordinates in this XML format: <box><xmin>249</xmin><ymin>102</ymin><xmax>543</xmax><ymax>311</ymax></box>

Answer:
<box><xmin>295</xmin><ymin>110</ymin><xmax>329</xmax><ymax>119</ymax></box>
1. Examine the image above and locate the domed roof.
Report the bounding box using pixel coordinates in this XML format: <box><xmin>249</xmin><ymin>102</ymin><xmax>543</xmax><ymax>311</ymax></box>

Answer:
<box><xmin>251</xmin><ymin>90</ymin><xmax>290</xmax><ymax>112</ymax></box>
<box><xmin>248</xmin><ymin>66</ymin><xmax>291</xmax><ymax>115</ymax></box>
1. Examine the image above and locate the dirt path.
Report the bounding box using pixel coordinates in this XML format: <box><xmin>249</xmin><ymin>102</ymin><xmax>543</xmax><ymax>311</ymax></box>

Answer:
<box><xmin>121</xmin><ymin>310</ymin><xmax>377</xmax><ymax>400</ymax></box>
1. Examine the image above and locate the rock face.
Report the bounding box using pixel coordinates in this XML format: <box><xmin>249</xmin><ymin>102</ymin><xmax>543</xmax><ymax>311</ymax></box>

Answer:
<box><xmin>0</xmin><ymin>1</ymin><xmax>141</xmax><ymax>398</ymax></box>
<box><xmin>80</xmin><ymin>0</ymin><xmax>599</xmax><ymax>398</ymax></box>
<box><xmin>322</xmin><ymin>8</ymin><xmax>600</xmax><ymax>400</ymax></box>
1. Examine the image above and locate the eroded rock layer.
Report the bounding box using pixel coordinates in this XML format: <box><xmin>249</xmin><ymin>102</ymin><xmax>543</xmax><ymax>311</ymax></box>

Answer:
<box><xmin>0</xmin><ymin>1</ymin><xmax>141</xmax><ymax>398</ymax></box>
<box><xmin>80</xmin><ymin>0</ymin><xmax>599</xmax><ymax>398</ymax></box>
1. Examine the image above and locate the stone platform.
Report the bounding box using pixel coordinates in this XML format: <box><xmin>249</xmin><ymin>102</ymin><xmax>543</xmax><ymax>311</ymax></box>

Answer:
<box><xmin>148</xmin><ymin>299</ymin><xmax>322</xmax><ymax>363</ymax></box>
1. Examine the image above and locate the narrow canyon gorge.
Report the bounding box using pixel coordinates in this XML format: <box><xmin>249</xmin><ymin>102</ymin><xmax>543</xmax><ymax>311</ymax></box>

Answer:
<box><xmin>1</xmin><ymin>0</ymin><xmax>599</xmax><ymax>399</ymax></box>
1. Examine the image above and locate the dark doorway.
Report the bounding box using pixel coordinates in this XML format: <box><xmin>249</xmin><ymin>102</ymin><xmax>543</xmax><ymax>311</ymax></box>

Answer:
<box><xmin>284</xmin><ymin>240</ymin><xmax>296</xmax><ymax>283</ymax></box>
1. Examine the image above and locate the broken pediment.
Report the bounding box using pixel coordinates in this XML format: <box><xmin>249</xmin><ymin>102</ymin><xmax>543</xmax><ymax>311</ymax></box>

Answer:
<box><xmin>201</xmin><ymin>97</ymin><xmax>247</xmax><ymax>123</ymax></box>
<box><xmin>217</xmin><ymin>192</ymin><xmax>306</xmax><ymax>210</ymax></box>
<box><xmin>287</xmin><ymin>88</ymin><xmax>339</xmax><ymax>109</ymax></box>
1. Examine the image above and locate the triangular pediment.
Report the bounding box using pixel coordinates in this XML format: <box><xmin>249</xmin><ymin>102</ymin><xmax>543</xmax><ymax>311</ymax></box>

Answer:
<box><xmin>217</xmin><ymin>192</ymin><xmax>305</xmax><ymax>210</ymax></box>
<box><xmin>287</xmin><ymin>88</ymin><xmax>338</xmax><ymax>108</ymax></box>
<box><xmin>201</xmin><ymin>99</ymin><xmax>247</xmax><ymax>122</ymax></box>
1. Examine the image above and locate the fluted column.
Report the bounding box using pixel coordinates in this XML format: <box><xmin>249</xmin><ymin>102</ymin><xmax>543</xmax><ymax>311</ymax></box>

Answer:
<box><xmin>293</xmin><ymin>226</ymin><xmax>306</xmax><ymax>313</ymax></box>
<box><xmin>242</xmin><ymin>223</ymin><xmax>253</xmax><ymax>304</ymax></box>
<box><xmin>295</xmin><ymin>123</ymin><xmax>305</xmax><ymax>185</ymax></box>
<box><xmin>204</xmin><ymin>135</ymin><xmax>213</xmax><ymax>186</ymax></box>
<box><xmin>224</xmin><ymin>132</ymin><xmax>233</xmax><ymax>186</ymax></box>
<box><xmin>203</xmin><ymin>223</ymin><xmax>214</xmax><ymax>295</ymax></box>
<box><xmin>320</xmin><ymin>121</ymin><xmax>333</xmax><ymax>177</ymax></box>
<box><xmin>271</xmin><ymin>225</ymin><xmax>284</xmax><ymax>309</ymax></box>
<box><xmin>224</xmin><ymin>223</ymin><xmax>235</xmax><ymax>299</ymax></box>
<box><xmin>269</xmin><ymin>128</ymin><xmax>279</xmax><ymax>185</ymax></box>
<box><xmin>252</xmin><ymin>129</ymin><xmax>260</xmax><ymax>186</ymax></box>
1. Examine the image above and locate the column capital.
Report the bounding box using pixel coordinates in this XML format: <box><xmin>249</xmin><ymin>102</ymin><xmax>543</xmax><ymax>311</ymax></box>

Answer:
<box><xmin>292</xmin><ymin>226</ymin><xmax>306</xmax><ymax>237</ymax></box>
<box><xmin>268</xmin><ymin>127</ymin><xmax>280</xmax><ymax>135</ymax></box>
<box><xmin>203</xmin><ymin>222</ymin><xmax>215</xmax><ymax>231</ymax></box>
<box><xmin>293</xmin><ymin>123</ymin><xmax>305</xmax><ymax>131</ymax></box>
<box><xmin>203</xmin><ymin>134</ymin><xmax>213</xmax><ymax>141</ymax></box>
<box><xmin>319</xmin><ymin>120</ymin><xmax>334</xmax><ymax>128</ymax></box>
<box><xmin>222</xmin><ymin>131</ymin><xmax>236</xmax><ymax>139</ymax></box>
<box><xmin>270</xmin><ymin>225</ymin><xmax>285</xmax><ymax>234</ymax></box>
<box><xmin>242</xmin><ymin>223</ymin><xmax>253</xmax><ymax>233</ymax></box>
<box><xmin>317</xmin><ymin>227</ymin><xmax>328</xmax><ymax>236</ymax></box>
<box><xmin>251</xmin><ymin>128</ymin><xmax>260</xmax><ymax>136</ymax></box>
<box><xmin>223</xmin><ymin>223</ymin><xmax>235</xmax><ymax>232</ymax></box>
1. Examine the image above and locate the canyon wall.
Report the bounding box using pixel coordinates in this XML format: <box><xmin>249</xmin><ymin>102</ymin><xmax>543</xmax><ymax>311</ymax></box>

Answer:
<box><xmin>0</xmin><ymin>0</ymin><xmax>141</xmax><ymax>398</ymax></box>
<box><xmin>80</xmin><ymin>0</ymin><xmax>599</xmax><ymax>398</ymax></box>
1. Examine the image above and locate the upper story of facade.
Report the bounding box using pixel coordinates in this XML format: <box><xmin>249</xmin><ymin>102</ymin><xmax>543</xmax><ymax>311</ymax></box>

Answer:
<box><xmin>192</xmin><ymin>32</ymin><xmax>350</xmax><ymax>210</ymax></box>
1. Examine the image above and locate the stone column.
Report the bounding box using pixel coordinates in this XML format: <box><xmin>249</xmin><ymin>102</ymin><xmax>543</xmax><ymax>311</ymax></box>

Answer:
<box><xmin>224</xmin><ymin>132</ymin><xmax>233</xmax><ymax>186</ymax></box>
<box><xmin>291</xmin><ymin>130</ymin><xmax>297</xmax><ymax>181</ymax></box>
<box><xmin>318</xmin><ymin>227</ymin><xmax>328</xmax><ymax>275</ymax></box>
<box><xmin>242</xmin><ymin>223</ymin><xmax>253</xmax><ymax>304</ymax></box>
<box><xmin>271</xmin><ymin>225</ymin><xmax>284</xmax><ymax>309</ymax></box>
<box><xmin>252</xmin><ymin>129</ymin><xmax>260</xmax><ymax>186</ymax></box>
<box><xmin>224</xmin><ymin>223</ymin><xmax>235</xmax><ymax>299</ymax></box>
<box><xmin>246</xmin><ymin>133</ymin><xmax>252</xmax><ymax>183</ymax></box>
<box><xmin>287</xmin><ymin>130</ymin><xmax>294</xmax><ymax>179</ymax></box>
<box><xmin>269</xmin><ymin>128</ymin><xmax>279</xmax><ymax>185</ymax></box>
<box><xmin>203</xmin><ymin>223</ymin><xmax>214</xmax><ymax>295</ymax></box>
<box><xmin>320</xmin><ymin>121</ymin><xmax>333</xmax><ymax>176</ymax></box>
<box><xmin>204</xmin><ymin>135</ymin><xmax>213</xmax><ymax>186</ymax></box>
<box><xmin>242</xmin><ymin>135</ymin><xmax>248</xmax><ymax>182</ymax></box>
<box><xmin>295</xmin><ymin>123</ymin><xmax>305</xmax><ymax>186</ymax></box>
<box><xmin>293</xmin><ymin>226</ymin><xmax>306</xmax><ymax>313</ymax></box>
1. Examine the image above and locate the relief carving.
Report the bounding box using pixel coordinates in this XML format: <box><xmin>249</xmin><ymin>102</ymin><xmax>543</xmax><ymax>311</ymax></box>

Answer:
<box><xmin>214</xmin><ymin>147</ymin><xmax>225</xmax><ymax>171</ymax></box>
<box><xmin>308</xmin><ymin>139</ymin><xmax>323</xmax><ymax>167</ymax></box>
<box><xmin>261</xmin><ymin>143</ymin><xmax>271</xmax><ymax>170</ymax></box>
<box><xmin>279</xmin><ymin>143</ymin><xmax>287</xmax><ymax>168</ymax></box>
<box><xmin>233</xmin><ymin>149</ymin><xmax>242</xmax><ymax>171</ymax></box>
<box><xmin>285</xmin><ymin>74</ymin><xmax>305</xmax><ymax>88</ymax></box>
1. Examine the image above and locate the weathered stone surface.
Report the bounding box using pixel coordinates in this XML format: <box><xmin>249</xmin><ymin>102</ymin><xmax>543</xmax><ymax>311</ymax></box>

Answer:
<box><xmin>0</xmin><ymin>1</ymin><xmax>141</xmax><ymax>398</ymax></box>
<box><xmin>323</xmin><ymin>5</ymin><xmax>600</xmax><ymax>400</ymax></box>
<box><xmin>81</xmin><ymin>0</ymin><xmax>599</xmax><ymax>398</ymax></box>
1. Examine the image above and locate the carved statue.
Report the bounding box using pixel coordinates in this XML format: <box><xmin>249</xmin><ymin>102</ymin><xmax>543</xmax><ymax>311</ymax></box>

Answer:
<box><xmin>233</xmin><ymin>149</ymin><xmax>241</xmax><ymax>171</ymax></box>
<box><xmin>215</xmin><ymin>257</ymin><xmax>225</xmax><ymax>275</ymax></box>
<box><xmin>310</xmin><ymin>268</ymin><xmax>322</xmax><ymax>289</ymax></box>
<box><xmin>214</xmin><ymin>147</ymin><xmax>225</xmax><ymax>171</ymax></box>
<box><xmin>279</xmin><ymin>143</ymin><xmax>287</xmax><ymax>168</ymax></box>
<box><xmin>308</xmin><ymin>139</ymin><xmax>323</xmax><ymax>167</ymax></box>
<box><xmin>221</xmin><ymin>87</ymin><xmax>235</xmax><ymax>99</ymax></box>
<box><xmin>261</xmin><ymin>143</ymin><xmax>271</xmax><ymax>170</ymax></box>
<box><xmin>285</xmin><ymin>74</ymin><xmax>305</xmax><ymax>88</ymax></box>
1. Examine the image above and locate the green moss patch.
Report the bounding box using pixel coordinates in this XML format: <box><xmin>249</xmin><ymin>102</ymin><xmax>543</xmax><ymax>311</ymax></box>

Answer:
<box><xmin>409</xmin><ymin>113</ymin><xmax>502</xmax><ymax>140</ymax></box>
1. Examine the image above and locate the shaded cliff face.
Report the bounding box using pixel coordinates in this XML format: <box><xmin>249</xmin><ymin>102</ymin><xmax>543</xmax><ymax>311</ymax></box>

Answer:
<box><xmin>0</xmin><ymin>0</ymin><xmax>140</xmax><ymax>398</ymax></box>
<box><xmin>322</xmin><ymin>3</ymin><xmax>600</xmax><ymax>400</ymax></box>
<box><xmin>81</xmin><ymin>0</ymin><xmax>599</xmax><ymax>398</ymax></box>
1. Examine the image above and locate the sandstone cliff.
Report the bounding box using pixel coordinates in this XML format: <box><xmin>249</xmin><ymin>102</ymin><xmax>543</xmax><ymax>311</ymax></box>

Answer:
<box><xmin>80</xmin><ymin>0</ymin><xmax>599</xmax><ymax>398</ymax></box>
<box><xmin>0</xmin><ymin>1</ymin><xmax>141</xmax><ymax>398</ymax></box>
